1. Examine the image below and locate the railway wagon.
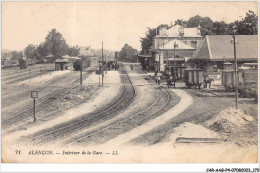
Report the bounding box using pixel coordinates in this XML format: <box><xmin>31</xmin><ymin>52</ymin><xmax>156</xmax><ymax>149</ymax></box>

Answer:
<box><xmin>238</xmin><ymin>67</ymin><xmax>258</xmax><ymax>99</ymax></box>
<box><xmin>184</xmin><ymin>69</ymin><xmax>204</xmax><ymax>88</ymax></box>
<box><xmin>19</xmin><ymin>58</ymin><xmax>36</xmax><ymax>69</ymax></box>
<box><xmin>27</xmin><ymin>58</ymin><xmax>36</xmax><ymax>66</ymax></box>
<box><xmin>221</xmin><ymin>70</ymin><xmax>235</xmax><ymax>91</ymax></box>
<box><xmin>73</xmin><ymin>58</ymin><xmax>91</xmax><ymax>71</ymax></box>
<box><xmin>168</xmin><ymin>66</ymin><xmax>186</xmax><ymax>80</ymax></box>
<box><xmin>2</xmin><ymin>59</ymin><xmax>19</xmax><ymax>69</ymax></box>
<box><xmin>19</xmin><ymin>59</ymin><xmax>28</xmax><ymax>69</ymax></box>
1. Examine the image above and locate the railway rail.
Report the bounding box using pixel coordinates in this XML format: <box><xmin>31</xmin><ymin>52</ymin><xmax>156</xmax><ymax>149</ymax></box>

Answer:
<box><xmin>20</xmin><ymin>63</ymin><xmax>136</xmax><ymax>145</ymax></box>
<box><xmin>66</xmin><ymin>64</ymin><xmax>172</xmax><ymax>145</ymax></box>
<box><xmin>1</xmin><ymin>64</ymin><xmax>54</xmax><ymax>78</ymax></box>
<box><xmin>2</xmin><ymin>65</ymin><xmax>54</xmax><ymax>80</ymax></box>
<box><xmin>2</xmin><ymin>68</ymin><xmax>94</xmax><ymax>129</ymax></box>
<box><xmin>5</xmin><ymin>68</ymin><xmax>55</xmax><ymax>84</ymax></box>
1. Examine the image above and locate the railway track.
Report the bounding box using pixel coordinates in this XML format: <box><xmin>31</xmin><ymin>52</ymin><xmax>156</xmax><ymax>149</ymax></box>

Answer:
<box><xmin>6</xmin><ymin>68</ymin><xmax>56</xmax><ymax>84</ymax></box>
<box><xmin>2</xmin><ymin>68</ymin><xmax>94</xmax><ymax>128</ymax></box>
<box><xmin>20</xmin><ymin>63</ymin><xmax>136</xmax><ymax>145</ymax></box>
<box><xmin>1</xmin><ymin>64</ymin><xmax>54</xmax><ymax>79</ymax></box>
<box><xmin>2</xmin><ymin>65</ymin><xmax>54</xmax><ymax>80</ymax></box>
<box><xmin>66</xmin><ymin>64</ymin><xmax>171</xmax><ymax>145</ymax></box>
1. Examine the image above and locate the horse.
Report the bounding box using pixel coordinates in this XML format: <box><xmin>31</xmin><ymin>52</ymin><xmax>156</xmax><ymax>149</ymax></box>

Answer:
<box><xmin>167</xmin><ymin>79</ymin><xmax>173</xmax><ymax>88</ymax></box>
<box><xmin>204</xmin><ymin>78</ymin><xmax>214</xmax><ymax>88</ymax></box>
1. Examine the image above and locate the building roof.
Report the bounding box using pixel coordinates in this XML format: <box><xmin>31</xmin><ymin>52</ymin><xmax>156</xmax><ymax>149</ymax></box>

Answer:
<box><xmin>166</xmin><ymin>25</ymin><xmax>201</xmax><ymax>38</ymax></box>
<box><xmin>191</xmin><ymin>35</ymin><xmax>258</xmax><ymax>61</ymax></box>
<box><xmin>138</xmin><ymin>54</ymin><xmax>152</xmax><ymax>58</ymax></box>
<box><xmin>62</xmin><ymin>55</ymin><xmax>80</xmax><ymax>60</ymax></box>
<box><xmin>79</xmin><ymin>46</ymin><xmax>93</xmax><ymax>57</ymax></box>
<box><xmin>162</xmin><ymin>39</ymin><xmax>195</xmax><ymax>50</ymax></box>
<box><xmin>55</xmin><ymin>59</ymin><xmax>69</xmax><ymax>63</ymax></box>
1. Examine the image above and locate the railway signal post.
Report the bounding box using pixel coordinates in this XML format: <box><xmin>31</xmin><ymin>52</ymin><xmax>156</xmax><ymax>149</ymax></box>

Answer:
<box><xmin>31</xmin><ymin>91</ymin><xmax>38</xmax><ymax>122</ymax></box>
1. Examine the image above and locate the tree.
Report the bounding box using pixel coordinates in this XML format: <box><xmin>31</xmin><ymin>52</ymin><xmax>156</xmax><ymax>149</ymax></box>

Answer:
<box><xmin>37</xmin><ymin>43</ymin><xmax>49</xmax><ymax>57</ymax></box>
<box><xmin>24</xmin><ymin>44</ymin><xmax>37</xmax><ymax>59</ymax></box>
<box><xmin>140</xmin><ymin>28</ymin><xmax>156</xmax><ymax>55</ymax></box>
<box><xmin>1</xmin><ymin>52</ymin><xmax>9</xmax><ymax>60</ymax></box>
<box><xmin>43</xmin><ymin>29</ymin><xmax>69</xmax><ymax>62</ymax></box>
<box><xmin>119</xmin><ymin>44</ymin><xmax>138</xmax><ymax>62</ymax></box>
<box><xmin>236</xmin><ymin>10</ymin><xmax>258</xmax><ymax>35</ymax></box>
<box><xmin>68</xmin><ymin>46</ymin><xmax>80</xmax><ymax>57</ymax></box>
<box><xmin>212</xmin><ymin>21</ymin><xmax>229</xmax><ymax>35</ymax></box>
<box><xmin>10</xmin><ymin>51</ymin><xmax>23</xmax><ymax>60</ymax></box>
<box><xmin>174</xmin><ymin>19</ymin><xmax>187</xmax><ymax>27</ymax></box>
<box><xmin>186</xmin><ymin>15</ymin><xmax>214</xmax><ymax>36</ymax></box>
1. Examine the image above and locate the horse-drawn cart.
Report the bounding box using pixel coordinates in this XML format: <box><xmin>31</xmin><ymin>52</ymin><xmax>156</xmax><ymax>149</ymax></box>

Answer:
<box><xmin>184</xmin><ymin>69</ymin><xmax>204</xmax><ymax>89</ymax></box>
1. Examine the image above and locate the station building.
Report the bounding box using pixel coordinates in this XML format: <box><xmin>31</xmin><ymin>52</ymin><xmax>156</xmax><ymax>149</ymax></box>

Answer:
<box><xmin>188</xmin><ymin>35</ymin><xmax>258</xmax><ymax>74</ymax></box>
<box><xmin>139</xmin><ymin>23</ymin><xmax>203</xmax><ymax>74</ymax></box>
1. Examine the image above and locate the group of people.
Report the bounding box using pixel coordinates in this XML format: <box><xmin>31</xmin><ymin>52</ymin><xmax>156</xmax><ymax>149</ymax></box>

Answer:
<box><xmin>111</xmin><ymin>64</ymin><xmax>119</xmax><ymax>71</ymax></box>
<box><xmin>156</xmin><ymin>74</ymin><xmax>175</xmax><ymax>88</ymax></box>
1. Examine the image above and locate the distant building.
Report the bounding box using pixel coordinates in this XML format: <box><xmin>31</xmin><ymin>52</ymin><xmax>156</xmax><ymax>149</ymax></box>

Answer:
<box><xmin>62</xmin><ymin>55</ymin><xmax>80</xmax><ymax>63</ymax></box>
<box><xmin>79</xmin><ymin>46</ymin><xmax>94</xmax><ymax>58</ymax></box>
<box><xmin>188</xmin><ymin>35</ymin><xmax>258</xmax><ymax>73</ymax></box>
<box><xmin>152</xmin><ymin>23</ymin><xmax>203</xmax><ymax>73</ymax></box>
<box><xmin>55</xmin><ymin>59</ymin><xmax>70</xmax><ymax>71</ymax></box>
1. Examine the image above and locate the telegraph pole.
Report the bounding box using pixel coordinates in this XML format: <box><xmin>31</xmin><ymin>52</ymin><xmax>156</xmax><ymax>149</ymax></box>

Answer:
<box><xmin>232</xmin><ymin>30</ymin><xmax>238</xmax><ymax>109</ymax></box>
<box><xmin>29</xmin><ymin>69</ymin><xmax>31</xmax><ymax>82</ymax></box>
<box><xmin>102</xmin><ymin>41</ymin><xmax>104</xmax><ymax>87</ymax></box>
<box><xmin>80</xmin><ymin>61</ymin><xmax>83</xmax><ymax>85</ymax></box>
<box><xmin>173</xmin><ymin>41</ymin><xmax>177</xmax><ymax>88</ymax></box>
<box><xmin>99</xmin><ymin>59</ymin><xmax>101</xmax><ymax>86</ymax></box>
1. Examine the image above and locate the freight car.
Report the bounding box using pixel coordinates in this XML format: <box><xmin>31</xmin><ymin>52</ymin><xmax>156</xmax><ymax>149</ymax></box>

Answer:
<box><xmin>73</xmin><ymin>58</ymin><xmax>91</xmax><ymax>71</ymax></box>
<box><xmin>19</xmin><ymin>59</ymin><xmax>28</xmax><ymax>69</ymax></box>
<box><xmin>221</xmin><ymin>63</ymin><xmax>258</xmax><ymax>100</ymax></box>
<box><xmin>2</xmin><ymin>59</ymin><xmax>19</xmax><ymax>69</ymax></box>
<box><xmin>19</xmin><ymin>58</ymin><xmax>36</xmax><ymax>69</ymax></box>
<box><xmin>237</xmin><ymin>66</ymin><xmax>258</xmax><ymax>100</ymax></box>
<box><xmin>184</xmin><ymin>69</ymin><xmax>204</xmax><ymax>89</ymax></box>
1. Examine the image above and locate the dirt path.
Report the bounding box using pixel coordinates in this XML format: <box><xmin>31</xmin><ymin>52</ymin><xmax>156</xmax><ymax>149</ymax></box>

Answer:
<box><xmin>103</xmin><ymin>89</ymin><xmax>193</xmax><ymax>147</ymax></box>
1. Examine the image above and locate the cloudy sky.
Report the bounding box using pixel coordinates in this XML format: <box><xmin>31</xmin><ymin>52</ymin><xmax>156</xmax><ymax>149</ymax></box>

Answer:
<box><xmin>2</xmin><ymin>1</ymin><xmax>257</xmax><ymax>51</ymax></box>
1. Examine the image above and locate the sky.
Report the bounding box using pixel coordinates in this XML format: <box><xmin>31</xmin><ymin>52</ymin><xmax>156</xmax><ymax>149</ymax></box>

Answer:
<box><xmin>2</xmin><ymin>1</ymin><xmax>258</xmax><ymax>52</ymax></box>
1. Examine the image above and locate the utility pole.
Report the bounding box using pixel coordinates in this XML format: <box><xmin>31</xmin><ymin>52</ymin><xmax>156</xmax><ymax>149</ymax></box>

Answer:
<box><xmin>232</xmin><ymin>30</ymin><xmax>238</xmax><ymax>109</ymax></box>
<box><xmin>29</xmin><ymin>69</ymin><xmax>31</xmax><ymax>82</ymax></box>
<box><xmin>98</xmin><ymin>58</ymin><xmax>101</xmax><ymax>86</ymax></box>
<box><xmin>102</xmin><ymin>41</ymin><xmax>104</xmax><ymax>87</ymax></box>
<box><xmin>173</xmin><ymin>41</ymin><xmax>177</xmax><ymax>88</ymax></box>
<box><xmin>40</xmin><ymin>67</ymin><xmax>41</xmax><ymax>77</ymax></box>
<box><xmin>80</xmin><ymin>61</ymin><xmax>83</xmax><ymax>85</ymax></box>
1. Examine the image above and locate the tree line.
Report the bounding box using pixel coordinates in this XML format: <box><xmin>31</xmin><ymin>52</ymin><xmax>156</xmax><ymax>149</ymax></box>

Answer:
<box><xmin>2</xmin><ymin>29</ymin><xmax>81</xmax><ymax>63</ymax></box>
<box><xmin>141</xmin><ymin>10</ymin><xmax>258</xmax><ymax>54</ymax></box>
<box><xmin>118</xmin><ymin>44</ymin><xmax>138</xmax><ymax>62</ymax></box>
<box><xmin>24</xmin><ymin>29</ymin><xmax>80</xmax><ymax>63</ymax></box>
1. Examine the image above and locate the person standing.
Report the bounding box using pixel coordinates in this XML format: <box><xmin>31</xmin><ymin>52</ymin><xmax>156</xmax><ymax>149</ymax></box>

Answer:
<box><xmin>157</xmin><ymin>76</ymin><xmax>161</xmax><ymax>85</ymax></box>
